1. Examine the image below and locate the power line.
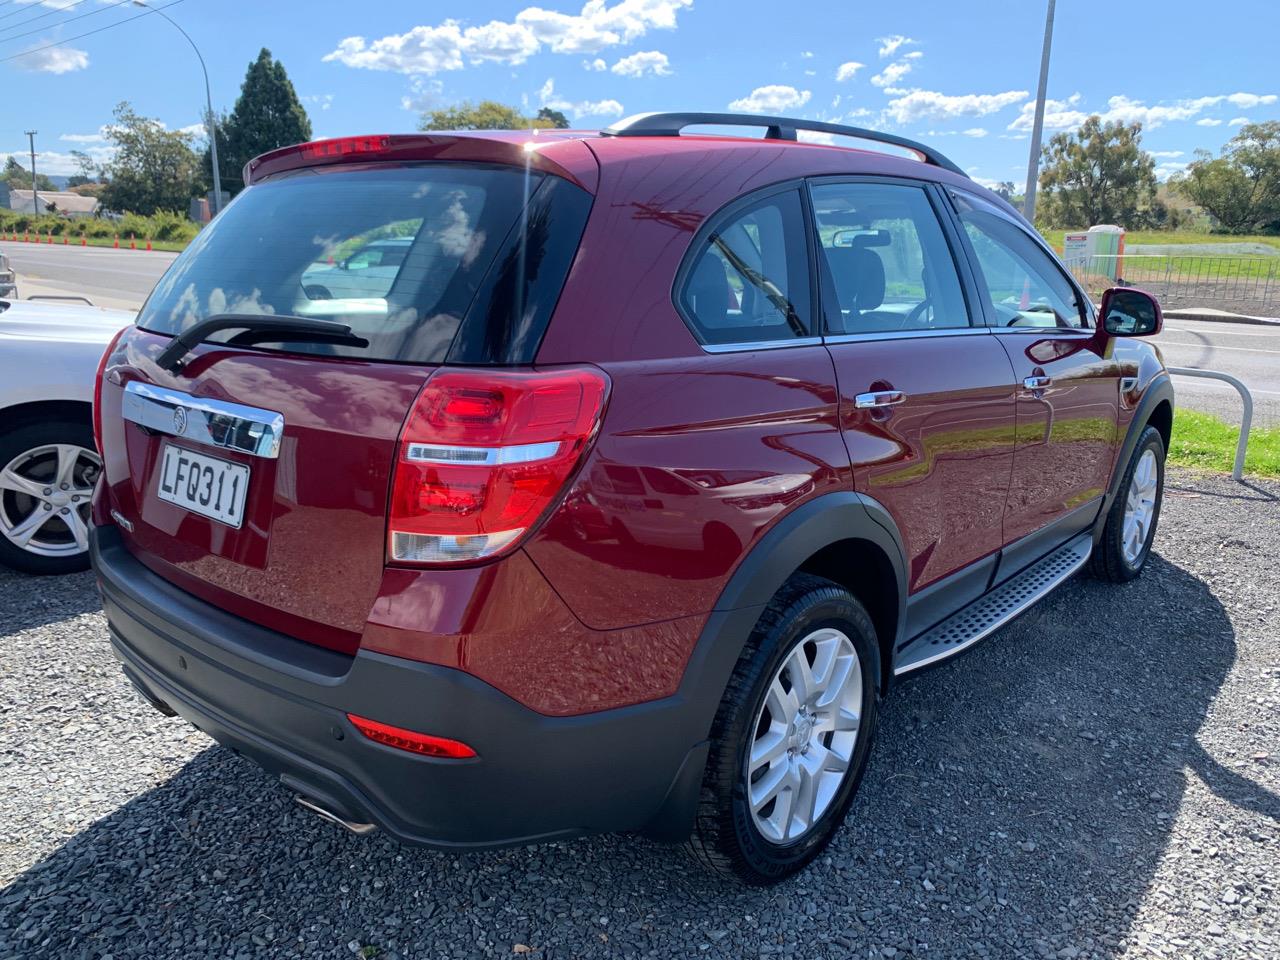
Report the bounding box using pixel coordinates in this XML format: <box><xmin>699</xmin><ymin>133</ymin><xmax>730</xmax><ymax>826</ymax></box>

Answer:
<box><xmin>0</xmin><ymin>0</ymin><xmax>95</xmax><ymax>30</ymax></box>
<box><xmin>0</xmin><ymin>0</ymin><xmax>185</xmax><ymax>63</ymax></box>
<box><xmin>0</xmin><ymin>0</ymin><xmax>135</xmax><ymax>44</ymax></box>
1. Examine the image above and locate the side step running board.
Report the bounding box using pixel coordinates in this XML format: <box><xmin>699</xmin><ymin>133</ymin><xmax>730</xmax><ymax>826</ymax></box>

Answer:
<box><xmin>894</xmin><ymin>534</ymin><xmax>1092</xmax><ymax>676</ymax></box>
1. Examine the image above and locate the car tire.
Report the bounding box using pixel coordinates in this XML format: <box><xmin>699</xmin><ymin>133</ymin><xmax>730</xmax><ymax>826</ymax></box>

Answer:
<box><xmin>0</xmin><ymin>418</ymin><xmax>100</xmax><ymax>576</ymax></box>
<box><xmin>689</xmin><ymin>573</ymin><xmax>880</xmax><ymax>885</ymax></box>
<box><xmin>1090</xmin><ymin>425</ymin><xmax>1165</xmax><ymax>583</ymax></box>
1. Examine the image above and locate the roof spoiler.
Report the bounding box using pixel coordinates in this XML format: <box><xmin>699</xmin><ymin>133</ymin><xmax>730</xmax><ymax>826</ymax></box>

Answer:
<box><xmin>602</xmin><ymin>112</ymin><xmax>968</xmax><ymax>178</ymax></box>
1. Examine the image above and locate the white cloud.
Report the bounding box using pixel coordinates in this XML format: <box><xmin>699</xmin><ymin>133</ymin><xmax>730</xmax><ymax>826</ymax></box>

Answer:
<box><xmin>1148</xmin><ymin>150</ymin><xmax>1184</xmax><ymax>158</ymax></box>
<box><xmin>401</xmin><ymin>77</ymin><xmax>444</xmax><ymax>112</ymax></box>
<box><xmin>539</xmin><ymin>77</ymin><xmax>624</xmax><ymax>118</ymax></box>
<box><xmin>877</xmin><ymin>35</ymin><xmax>915</xmax><ymax>58</ymax></box>
<box><xmin>584</xmin><ymin>57</ymin><xmax>606</xmax><ymax>70</ymax></box>
<box><xmin>1009</xmin><ymin>92</ymin><xmax>1278</xmax><ymax>133</ymax></box>
<box><xmin>1224</xmin><ymin>92</ymin><xmax>1277</xmax><ymax>108</ymax></box>
<box><xmin>0</xmin><ymin>148</ymin><xmax>112</xmax><ymax>178</ymax></box>
<box><xmin>728</xmin><ymin>84</ymin><xmax>811</xmax><ymax>113</ymax></box>
<box><xmin>871</xmin><ymin>60</ymin><xmax>913</xmax><ymax>89</ymax></box>
<box><xmin>14</xmin><ymin>44</ymin><xmax>89</xmax><ymax>74</ymax></box>
<box><xmin>1229</xmin><ymin>116</ymin><xmax>1249</xmax><ymax>126</ymax></box>
<box><xmin>835</xmin><ymin>61</ymin><xmax>864</xmax><ymax>82</ymax></box>
<box><xmin>801</xmin><ymin>50</ymin><xmax>814</xmax><ymax>59</ymax></box>
<box><xmin>797</xmin><ymin>130</ymin><xmax>836</xmax><ymax>145</ymax></box>
<box><xmin>884</xmin><ymin>89</ymin><xmax>1027</xmax><ymax>124</ymax></box>
<box><xmin>1154</xmin><ymin>161</ymin><xmax>1188</xmax><ymax>181</ymax></box>
<box><xmin>59</xmin><ymin>128</ymin><xmax>109</xmax><ymax>144</ymax></box>
<box><xmin>324</xmin><ymin>0</ymin><xmax>693</xmax><ymax>73</ymax></box>
<box><xmin>902</xmin><ymin>50</ymin><xmax>923</xmax><ymax>60</ymax></box>
<box><xmin>1007</xmin><ymin>93</ymin><xmax>1087</xmax><ymax>132</ymax></box>
<box><xmin>611</xmin><ymin>50</ymin><xmax>670</xmax><ymax>77</ymax></box>
<box><xmin>963</xmin><ymin>127</ymin><xmax>988</xmax><ymax>138</ymax></box>
<box><xmin>303</xmin><ymin>94</ymin><xmax>336</xmax><ymax>112</ymax></box>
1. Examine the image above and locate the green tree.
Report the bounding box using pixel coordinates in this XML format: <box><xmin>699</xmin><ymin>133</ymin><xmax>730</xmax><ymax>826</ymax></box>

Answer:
<box><xmin>418</xmin><ymin>100</ymin><xmax>562</xmax><ymax>131</ymax></box>
<box><xmin>99</xmin><ymin>101</ymin><xmax>201</xmax><ymax>216</ymax></box>
<box><xmin>1173</xmin><ymin>121</ymin><xmax>1280</xmax><ymax>234</ymax></box>
<box><xmin>205</xmin><ymin>48</ymin><xmax>312</xmax><ymax>194</ymax></box>
<box><xmin>536</xmin><ymin>107</ymin><xmax>570</xmax><ymax>129</ymax></box>
<box><xmin>66</xmin><ymin>149</ymin><xmax>98</xmax><ymax>188</ymax></box>
<box><xmin>1037</xmin><ymin>116</ymin><xmax>1157</xmax><ymax>229</ymax></box>
<box><xmin>2</xmin><ymin>156</ymin><xmax>57</xmax><ymax>192</ymax></box>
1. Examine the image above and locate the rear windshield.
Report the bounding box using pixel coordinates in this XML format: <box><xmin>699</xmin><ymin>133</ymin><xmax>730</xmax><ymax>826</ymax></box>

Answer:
<box><xmin>137</xmin><ymin>162</ymin><xmax>576</xmax><ymax>364</ymax></box>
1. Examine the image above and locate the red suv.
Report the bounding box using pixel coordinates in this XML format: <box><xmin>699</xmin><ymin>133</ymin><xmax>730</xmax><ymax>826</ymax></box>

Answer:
<box><xmin>91</xmin><ymin>113</ymin><xmax>1173</xmax><ymax>884</ymax></box>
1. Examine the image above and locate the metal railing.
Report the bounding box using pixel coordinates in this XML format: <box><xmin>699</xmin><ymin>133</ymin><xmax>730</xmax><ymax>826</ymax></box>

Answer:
<box><xmin>1067</xmin><ymin>254</ymin><xmax>1280</xmax><ymax>308</ymax></box>
<box><xmin>1167</xmin><ymin>367</ymin><xmax>1254</xmax><ymax>482</ymax></box>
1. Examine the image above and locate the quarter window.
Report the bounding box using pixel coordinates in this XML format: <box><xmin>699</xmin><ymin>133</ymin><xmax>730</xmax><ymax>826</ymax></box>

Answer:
<box><xmin>810</xmin><ymin>181</ymin><xmax>970</xmax><ymax>335</ymax></box>
<box><xmin>679</xmin><ymin>189</ymin><xmax>812</xmax><ymax>345</ymax></box>
<box><xmin>954</xmin><ymin>191</ymin><xmax>1086</xmax><ymax>329</ymax></box>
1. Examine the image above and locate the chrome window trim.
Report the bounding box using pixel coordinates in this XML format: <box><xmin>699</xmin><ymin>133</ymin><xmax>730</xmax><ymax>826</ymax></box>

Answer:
<box><xmin>824</xmin><ymin>326</ymin><xmax>991</xmax><ymax>345</ymax></box>
<box><xmin>121</xmin><ymin>381</ymin><xmax>285</xmax><ymax>460</ymax></box>
<box><xmin>989</xmin><ymin>327</ymin><xmax>1095</xmax><ymax>338</ymax></box>
<box><xmin>701</xmin><ymin>336</ymin><xmax>824</xmax><ymax>354</ymax></box>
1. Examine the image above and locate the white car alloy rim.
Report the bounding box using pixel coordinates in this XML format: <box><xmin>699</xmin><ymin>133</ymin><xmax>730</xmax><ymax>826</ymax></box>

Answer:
<box><xmin>745</xmin><ymin>626</ymin><xmax>862</xmax><ymax>845</ymax></box>
<box><xmin>0</xmin><ymin>443</ymin><xmax>100</xmax><ymax>558</ymax></box>
<box><xmin>1122</xmin><ymin>448</ymin><xmax>1159</xmax><ymax>566</ymax></box>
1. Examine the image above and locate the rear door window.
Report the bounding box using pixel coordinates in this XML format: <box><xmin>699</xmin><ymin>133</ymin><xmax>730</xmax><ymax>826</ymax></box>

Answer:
<box><xmin>137</xmin><ymin>163</ymin><xmax>559</xmax><ymax>363</ymax></box>
<box><xmin>809</xmin><ymin>180</ymin><xmax>971</xmax><ymax>335</ymax></box>
<box><xmin>677</xmin><ymin>188</ymin><xmax>813</xmax><ymax>346</ymax></box>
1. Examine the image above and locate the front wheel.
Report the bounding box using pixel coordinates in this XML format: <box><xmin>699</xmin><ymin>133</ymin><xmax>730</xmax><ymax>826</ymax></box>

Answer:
<box><xmin>1091</xmin><ymin>425</ymin><xmax>1165</xmax><ymax>583</ymax></box>
<box><xmin>689</xmin><ymin>573</ymin><xmax>880</xmax><ymax>885</ymax></box>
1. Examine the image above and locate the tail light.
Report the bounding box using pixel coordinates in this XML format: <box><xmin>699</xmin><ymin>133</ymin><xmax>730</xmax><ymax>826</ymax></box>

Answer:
<box><xmin>93</xmin><ymin>327</ymin><xmax>128</xmax><ymax>455</ymax></box>
<box><xmin>347</xmin><ymin>713</ymin><xmax>476</xmax><ymax>758</ymax></box>
<box><xmin>388</xmin><ymin>366</ymin><xmax>610</xmax><ymax>565</ymax></box>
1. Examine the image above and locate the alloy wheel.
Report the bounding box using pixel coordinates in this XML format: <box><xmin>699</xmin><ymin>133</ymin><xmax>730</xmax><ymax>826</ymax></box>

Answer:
<box><xmin>0</xmin><ymin>443</ymin><xmax>100</xmax><ymax>559</ymax></box>
<box><xmin>745</xmin><ymin>627</ymin><xmax>863</xmax><ymax>845</ymax></box>
<box><xmin>1122</xmin><ymin>448</ymin><xmax>1158</xmax><ymax>565</ymax></box>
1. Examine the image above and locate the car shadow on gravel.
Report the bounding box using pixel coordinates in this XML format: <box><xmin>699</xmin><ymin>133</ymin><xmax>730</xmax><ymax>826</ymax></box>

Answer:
<box><xmin>1</xmin><ymin>553</ymin><xmax>1273</xmax><ymax>958</ymax></box>
<box><xmin>0</xmin><ymin>568</ymin><xmax>100</xmax><ymax>634</ymax></box>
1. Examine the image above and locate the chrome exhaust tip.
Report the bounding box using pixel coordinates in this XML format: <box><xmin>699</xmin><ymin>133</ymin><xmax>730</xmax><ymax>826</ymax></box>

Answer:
<box><xmin>294</xmin><ymin>795</ymin><xmax>377</xmax><ymax>835</ymax></box>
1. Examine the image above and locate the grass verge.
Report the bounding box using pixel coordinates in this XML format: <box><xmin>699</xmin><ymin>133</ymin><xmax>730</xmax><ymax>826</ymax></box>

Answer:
<box><xmin>1168</xmin><ymin>409</ymin><xmax>1279</xmax><ymax>478</ymax></box>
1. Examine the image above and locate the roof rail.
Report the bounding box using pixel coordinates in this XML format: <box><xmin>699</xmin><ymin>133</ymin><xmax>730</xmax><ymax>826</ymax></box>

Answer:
<box><xmin>601</xmin><ymin>112</ymin><xmax>969</xmax><ymax>178</ymax></box>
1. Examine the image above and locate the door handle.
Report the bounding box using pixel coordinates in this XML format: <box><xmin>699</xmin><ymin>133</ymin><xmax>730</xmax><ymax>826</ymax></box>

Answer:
<box><xmin>854</xmin><ymin>390</ymin><xmax>907</xmax><ymax>409</ymax></box>
<box><xmin>1022</xmin><ymin>375</ymin><xmax>1052</xmax><ymax>391</ymax></box>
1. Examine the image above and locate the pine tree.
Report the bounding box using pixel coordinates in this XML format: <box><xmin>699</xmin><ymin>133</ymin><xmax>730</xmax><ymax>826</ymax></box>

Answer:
<box><xmin>206</xmin><ymin>48</ymin><xmax>312</xmax><ymax>195</ymax></box>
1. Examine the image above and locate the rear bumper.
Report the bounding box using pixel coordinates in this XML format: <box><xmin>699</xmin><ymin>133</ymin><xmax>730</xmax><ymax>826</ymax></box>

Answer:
<box><xmin>91</xmin><ymin>524</ymin><xmax>707</xmax><ymax>848</ymax></box>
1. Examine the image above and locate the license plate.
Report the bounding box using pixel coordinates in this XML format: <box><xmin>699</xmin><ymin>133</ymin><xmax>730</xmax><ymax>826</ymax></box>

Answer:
<box><xmin>157</xmin><ymin>443</ymin><xmax>250</xmax><ymax>528</ymax></box>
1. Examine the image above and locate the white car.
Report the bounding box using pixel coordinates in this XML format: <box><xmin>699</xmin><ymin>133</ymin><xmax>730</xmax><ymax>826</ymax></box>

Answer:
<box><xmin>0</xmin><ymin>297</ymin><xmax>134</xmax><ymax>574</ymax></box>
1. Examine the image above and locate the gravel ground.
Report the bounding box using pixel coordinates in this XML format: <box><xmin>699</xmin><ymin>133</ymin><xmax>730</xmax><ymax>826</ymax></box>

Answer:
<box><xmin>2</xmin><ymin>468</ymin><xmax>1277</xmax><ymax>960</ymax></box>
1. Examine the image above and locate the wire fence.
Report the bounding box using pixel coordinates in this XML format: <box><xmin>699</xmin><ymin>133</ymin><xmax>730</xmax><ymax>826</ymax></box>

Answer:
<box><xmin>1066</xmin><ymin>254</ymin><xmax>1280</xmax><ymax>313</ymax></box>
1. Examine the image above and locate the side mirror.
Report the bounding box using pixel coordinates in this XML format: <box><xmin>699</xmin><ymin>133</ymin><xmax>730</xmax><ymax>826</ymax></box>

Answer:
<box><xmin>1101</xmin><ymin>287</ymin><xmax>1162</xmax><ymax>337</ymax></box>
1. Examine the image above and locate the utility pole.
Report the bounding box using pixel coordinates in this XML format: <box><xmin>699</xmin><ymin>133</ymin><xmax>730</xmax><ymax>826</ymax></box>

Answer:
<box><xmin>24</xmin><ymin>130</ymin><xmax>39</xmax><ymax>214</ymax></box>
<box><xmin>1022</xmin><ymin>0</ymin><xmax>1056</xmax><ymax>224</ymax></box>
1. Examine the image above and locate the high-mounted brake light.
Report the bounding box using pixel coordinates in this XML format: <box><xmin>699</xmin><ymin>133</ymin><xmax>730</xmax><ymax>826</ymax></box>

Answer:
<box><xmin>298</xmin><ymin>136</ymin><xmax>391</xmax><ymax>161</ymax></box>
<box><xmin>92</xmin><ymin>327</ymin><xmax>127</xmax><ymax>455</ymax></box>
<box><xmin>347</xmin><ymin>713</ymin><xmax>476</xmax><ymax>759</ymax></box>
<box><xmin>388</xmin><ymin>367</ymin><xmax>610</xmax><ymax>565</ymax></box>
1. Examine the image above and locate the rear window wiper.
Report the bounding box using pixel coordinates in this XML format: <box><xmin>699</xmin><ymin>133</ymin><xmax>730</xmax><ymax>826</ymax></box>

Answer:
<box><xmin>154</xmin><ymin>313</ymin><xmax>370</xmax><ymax>372</ymax></box>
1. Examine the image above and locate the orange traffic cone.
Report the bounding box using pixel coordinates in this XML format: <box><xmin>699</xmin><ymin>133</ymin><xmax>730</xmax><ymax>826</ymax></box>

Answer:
<box><xmin>81</xmin><ymin>236</ymin><xmax>87</xmax><ymax>247</ymax></box>
<box><xmin>63</xmin><ymin>235</ymin><xmax>68</xmax><ymax>245</ymax></box>
<box><xmin>145</xmin><ymin>239</ymin><xmax>153</xmax><ymax>251</ymax></box>
<box><xmin>46</xmin><ymin>232</ymin><xmax>53</xmax><ymax>244</ymax></box>
<box><xmin>113</xmin><ymin>234</ymin><xmax>119</xmax><ymax>249</ymax></box>
<box><xmin>129</xmin><ymin>233</ymin><xmax>136</xmax><ymax>250</ymax></box>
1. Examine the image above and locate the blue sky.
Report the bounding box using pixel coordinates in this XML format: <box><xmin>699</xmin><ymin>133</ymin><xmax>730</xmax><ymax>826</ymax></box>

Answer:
<box><xmin>3</xmin><ymin>0</ymin><xmax>1279</xmax><ymax>190</ymax></box>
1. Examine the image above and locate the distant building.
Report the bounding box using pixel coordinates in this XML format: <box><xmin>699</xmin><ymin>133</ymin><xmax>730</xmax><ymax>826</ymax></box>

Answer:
<box><xmin>6</xmin><ymin>189</ymin><xmax>100</xmax><ymax>217</ymax></box>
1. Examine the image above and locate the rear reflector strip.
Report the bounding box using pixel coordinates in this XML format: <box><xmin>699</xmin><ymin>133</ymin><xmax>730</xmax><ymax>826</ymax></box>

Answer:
<box><xmin>346</xmin><ymin>713</ymin><xmax>477</xmax><ymax>759</ymax></box>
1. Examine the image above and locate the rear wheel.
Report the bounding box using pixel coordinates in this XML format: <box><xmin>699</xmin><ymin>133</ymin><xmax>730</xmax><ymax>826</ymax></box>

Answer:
<box><xmin>690</xmin><ymin>573</ymin><xmax>880</xmax><ymax>885</ymax></box>
<box><xmin>0</xmin><ymin>419</ymin><xmax>100</xmax><ymax>575</ymax></box>
<box><xmin>1091</xmin><ymin>425</ymin><xmax>1165</xmax><ymax>583</ymax></box>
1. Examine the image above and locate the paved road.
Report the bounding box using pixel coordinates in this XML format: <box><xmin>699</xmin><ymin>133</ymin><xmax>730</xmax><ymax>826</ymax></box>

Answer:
<box><xmin>4</xmin><ymin>243</ymin><xmax>1275</xmax><ymax>425</ymax></box>
<box><xmin>3</xmin><ymin>242</ymin><xmax>175</xmax><ymax>312</ymax></box>
<box><xmin>1153</xmin><ymin>318</ymin><xmax>1280</xmax><ymax>427</ymax></box>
